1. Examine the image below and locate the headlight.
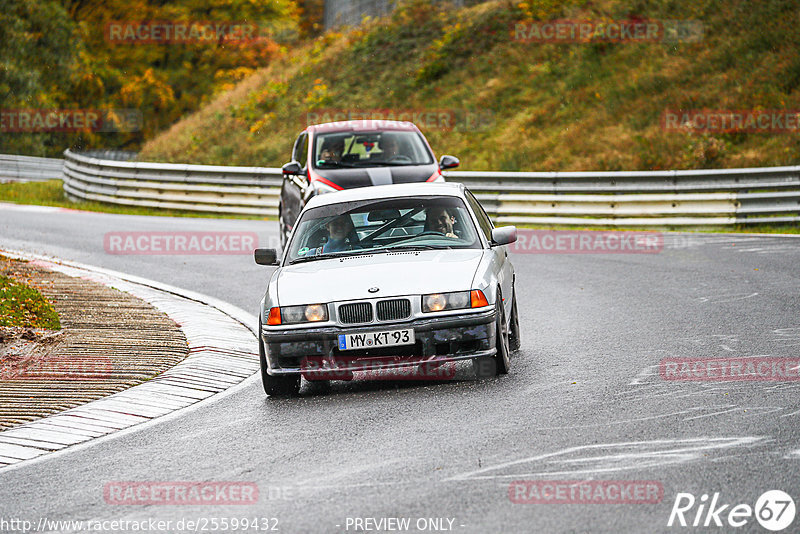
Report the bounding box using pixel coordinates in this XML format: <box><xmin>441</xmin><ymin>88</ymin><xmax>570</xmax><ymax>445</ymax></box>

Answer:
<box><xmin>422</xmin><ymin>291</ymin><xmax>471</xmax><ymax>312</ymax></box>
<box><xmin>267</xmin><ymin>304</ymin><xmax>329</xmax><ymax>325</ymax></box>
<box><xmin>313</xmin><ymin>181</ymin><xmax>339</xmax><ymax>195</ymax></box>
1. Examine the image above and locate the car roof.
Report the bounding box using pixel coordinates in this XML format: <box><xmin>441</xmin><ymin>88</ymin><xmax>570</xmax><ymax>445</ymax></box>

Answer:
<box><xmin>307</xmin><ymin>120</ymin><xmax>420</xmax><ymax>134</ymax></box>
<box><xmin>305</xmin><ymin>182</ymin><xmax>466</xmax><ymax>209</ymax></box>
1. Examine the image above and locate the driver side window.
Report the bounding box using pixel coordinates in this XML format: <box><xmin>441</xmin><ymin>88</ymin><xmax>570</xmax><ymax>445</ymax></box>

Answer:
<box><xmin>293</xmin><ymin>133</ymin><xmax>308</xmax><ymax>168</ymax></box>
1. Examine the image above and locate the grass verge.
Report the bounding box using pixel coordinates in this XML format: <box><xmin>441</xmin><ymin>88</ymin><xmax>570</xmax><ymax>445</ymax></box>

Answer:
<box><xmin>0</xmin><ymin>257</ymin><xmax>60</xmax><ymax>330</ymax></box>
<box><xmin>0</xmin><ymin>180</ymin><xmax>272</xmax><ymax>220</ymax></box>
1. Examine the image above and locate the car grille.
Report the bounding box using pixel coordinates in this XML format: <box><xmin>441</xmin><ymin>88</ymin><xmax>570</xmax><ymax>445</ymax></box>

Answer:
<box><xmin>376</xmin><ymin>299</ymin><xmax>411</xmax><ymax>321</ymax></box>
<box><xmin>338</xmin><ymin>302</ymin><xmax>373</xmax><ymax>324</ymax></box>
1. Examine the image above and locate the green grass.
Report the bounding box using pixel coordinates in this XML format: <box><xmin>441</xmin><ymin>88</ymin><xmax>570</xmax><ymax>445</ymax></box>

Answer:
<box><xmin>0</xmin><ymin>273</ymin><xmax>61</xmax><ymax>330</ymax></box>
<box><xmin>0</xmin><ymin>180</ymin><xmax>272</xmax><ymax>220</ymax></box>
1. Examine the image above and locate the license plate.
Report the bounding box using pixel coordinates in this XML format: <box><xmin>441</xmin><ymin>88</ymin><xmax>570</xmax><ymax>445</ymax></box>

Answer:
<box><xmin>338</xmin><ymin>329</ymin><xmax>414</xmax><ymax>351</ymax></box>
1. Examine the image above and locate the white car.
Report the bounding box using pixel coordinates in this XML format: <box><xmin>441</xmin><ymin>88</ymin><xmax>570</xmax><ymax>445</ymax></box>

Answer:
<box><xmin>254</xmin><ymin>182</ymin><xmax>520</xmax><ymax>396</ymax></box>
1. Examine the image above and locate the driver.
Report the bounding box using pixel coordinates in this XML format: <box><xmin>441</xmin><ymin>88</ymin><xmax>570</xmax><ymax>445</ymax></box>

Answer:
<box><xmin>424</xmin><ymin>207</ymin><xmax>458</xmax><ymax>238</ymax></box>
<box><xmin>322</xmin><ymin>215</ymin><xmax>356</xmax><ymax>253</ymax></box>
<box><xmin>319</xmin><ymin>138</ymin><xmax>344</xmax><ymax>164</ymax></box>
<box><xmin>379</xmin><ymin>135</ymin><xmax>401</xmax><ymax>160</ymax></box>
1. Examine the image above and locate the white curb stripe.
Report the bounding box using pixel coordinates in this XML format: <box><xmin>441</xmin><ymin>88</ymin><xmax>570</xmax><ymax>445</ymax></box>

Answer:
<box><xmin>0</xmin><ymin>249</ymin><xmax>260</xmax><ymax>470</ymax></box>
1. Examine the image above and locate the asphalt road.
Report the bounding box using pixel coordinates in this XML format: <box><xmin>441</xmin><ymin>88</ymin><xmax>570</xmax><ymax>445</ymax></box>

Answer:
<box><xmin>1</xmin><ymin>203</ymin><xmax>799</xmax><ymax>533</ymax></box>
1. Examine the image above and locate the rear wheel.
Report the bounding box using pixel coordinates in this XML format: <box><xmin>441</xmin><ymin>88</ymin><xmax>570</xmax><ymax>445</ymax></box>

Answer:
<box><xmin>259</xmin><ymin>323</ymin><xmax>300</xmax><ymax>397</ymax></box>
<box><xmin>473</xmin><ymin>295</ymin><xmax>511</xmax><ymax>378</ymax></box>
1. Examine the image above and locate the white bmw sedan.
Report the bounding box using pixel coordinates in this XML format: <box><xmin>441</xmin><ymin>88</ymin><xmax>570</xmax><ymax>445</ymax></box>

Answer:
<box><xmin>254</xmin><ymin>182</ymin><xmax>520</xmax><ymax>396</ymax></box>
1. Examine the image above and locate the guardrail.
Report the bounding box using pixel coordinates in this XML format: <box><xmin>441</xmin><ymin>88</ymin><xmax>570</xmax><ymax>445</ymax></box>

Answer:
<box><xmin>63</xmin><ymin>149</ymin><xmax>282</xmax><ymax>216</ymax></box>
<box><xmin>0</xmin><ymin>154</ymin><xmax>63</xmax><ymax>183</ymax></box>
<box><xmin>455</xmin><ymin>167</ymin><xmax>800</xmax><ymax>226</ymax></box>
<box><xmin>57</xmin><ymin>149</ymin><xmax>800</xmax><ymax>225</ymax></box>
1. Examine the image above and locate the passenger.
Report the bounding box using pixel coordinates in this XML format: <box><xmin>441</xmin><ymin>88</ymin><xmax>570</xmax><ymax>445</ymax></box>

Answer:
<box><xmin>322</xmin><ymin>215</ymin><xmax>356</xmax><ymax>253</ymax></box>
<box><xmin>424</xmin><ymin>207</ymin><xmax>458</xmax><ymax>238</ymax></box>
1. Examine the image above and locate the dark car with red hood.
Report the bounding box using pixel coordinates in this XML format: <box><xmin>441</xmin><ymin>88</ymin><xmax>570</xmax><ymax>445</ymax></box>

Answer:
<box><xmin>278</xmin><ymin>120</ymin><xmax>460</xmax><ymax>248</ymax></box>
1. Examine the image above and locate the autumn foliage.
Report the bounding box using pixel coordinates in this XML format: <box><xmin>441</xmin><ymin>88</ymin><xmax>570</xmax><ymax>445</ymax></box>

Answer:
<box><xmin>0</xmin><ymin>0</ymin><xmax>300</xmax><ymax>156</ymax></box>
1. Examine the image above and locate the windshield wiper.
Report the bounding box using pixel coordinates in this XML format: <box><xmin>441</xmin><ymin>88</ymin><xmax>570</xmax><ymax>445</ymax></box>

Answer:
<box><xmin>288</xmin><ymin>255</ymin><xmax>324</xmax><ymax>265</ymax></box>
<box><xmin>380</xmin><ymin>244</ymin><xmax>448</xmax><ymax>251</ymax></box>
<box><xmin>315</xmin><ymin>161</ymin><xmax>357</xmax><ymax>168</ymax></box>
<box><xmin>351</xmin><ymin>161</ymin><xmax>414</xmax><ymax>167</ymax></box>
<box><xmin>288</xmin><ymin>249</ymin><xmax>387</xmax><ymax>265</ymax></box>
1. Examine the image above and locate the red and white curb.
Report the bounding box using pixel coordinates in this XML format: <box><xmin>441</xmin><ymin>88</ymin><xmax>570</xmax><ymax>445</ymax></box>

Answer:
<box><xmin>0</xmin><ymin>249</ymin><xmax>260</xmax><ymax>470</ymax></box>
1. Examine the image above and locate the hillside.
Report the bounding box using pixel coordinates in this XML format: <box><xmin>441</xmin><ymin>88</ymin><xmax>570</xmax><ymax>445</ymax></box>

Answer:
<box><xmin>139</xmin><ymin>0</ymin><xmax>800</xmax><ymax>171</ymax></box>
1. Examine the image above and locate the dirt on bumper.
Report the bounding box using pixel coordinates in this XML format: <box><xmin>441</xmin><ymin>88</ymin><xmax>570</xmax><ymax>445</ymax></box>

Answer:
<box><xmin>262</xmin><ymin>309</ymin><xmax>496</xmax><ymax>376</ymax></box>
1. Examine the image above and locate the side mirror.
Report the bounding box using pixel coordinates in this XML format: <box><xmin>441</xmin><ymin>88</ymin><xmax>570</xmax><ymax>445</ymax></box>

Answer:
<box><xmin>491</xmin><ymin>226</ymin><xmax>517</xmax><ymax>246</ymax></box>
<box><xmin>439</xmin><ymin>155</ymin><xmax>460</xmax><ymax>170</ymax></box>
<box><xmin>282</xmin><ymin>162</ymin><xmax>303</xmax><ymax>176</ymax></box>
<box><xmin>254</xmin><ymin>248</ymin><xmax>279</xmax><ymax>266</ymax></box>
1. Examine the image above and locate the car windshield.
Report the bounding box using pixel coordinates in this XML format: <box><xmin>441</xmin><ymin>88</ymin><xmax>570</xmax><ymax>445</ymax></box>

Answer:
<box><xmin>286</xmin><ymin>196</ymin><xmax>481</xmax><ymax>264</ymax></box>
<box><xmin>312</xmin><ymin>131</ymin><xmax>433</xmax><ymax>168</ymax></box>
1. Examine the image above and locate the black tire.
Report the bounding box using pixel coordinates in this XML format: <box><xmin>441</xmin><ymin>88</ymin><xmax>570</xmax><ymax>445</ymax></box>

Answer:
<box><xmin>259</xmin><ymin>323</ymin><xmax>300</xmax><ymax>397</ymax></box>
<box><xmin>508</xmin><ymin>288</ymin><xmax>521</xmax><ymax>352</ymax></box>
<box><xmin>278</xmin><ymin>208</ymin><xmax>289</xmax><ymax>252</ymax></box>
<box><xmin>473</xmin><ymin>294</ymin><xmax>511</xmax><ymax>378</ymax></box>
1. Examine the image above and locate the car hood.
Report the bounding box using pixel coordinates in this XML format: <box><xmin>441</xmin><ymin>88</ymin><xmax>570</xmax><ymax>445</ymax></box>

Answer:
<box><xmin>276</xmin><ymin>249</ymin><xmax>484</xmax><ymax>305</ymax></box>
<box><xmin>312</xmin><ymin>164</ymin><xmax>437</xmax><ymax>189</ymax></box>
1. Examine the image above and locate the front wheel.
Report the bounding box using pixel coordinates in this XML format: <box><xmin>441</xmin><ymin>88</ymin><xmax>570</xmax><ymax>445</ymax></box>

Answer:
<box><xmin>278</xmin><ymin>208</ymin><xmax>289</xmax><ymax>252</ymax></box>
<box><xmin>508</xmin><ymin>288</ymin><xmax>521</xmax><ymax>352</ymax></box>
<box><xmin>473</xmin><ymin>296</ymin><xmax>511</xmax><ymax>378</ymax></box>
<box><xmin>259</xmin><ymin>323</ymin><xmax>300</xmax><ymax>397</ymax></box>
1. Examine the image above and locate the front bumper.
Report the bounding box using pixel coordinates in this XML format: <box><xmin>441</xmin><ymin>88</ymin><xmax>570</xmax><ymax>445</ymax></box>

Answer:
<box><xmin>262</xmin><ymin>309</ymin><xmax>496</xmax><ymax>376</ymax></box>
